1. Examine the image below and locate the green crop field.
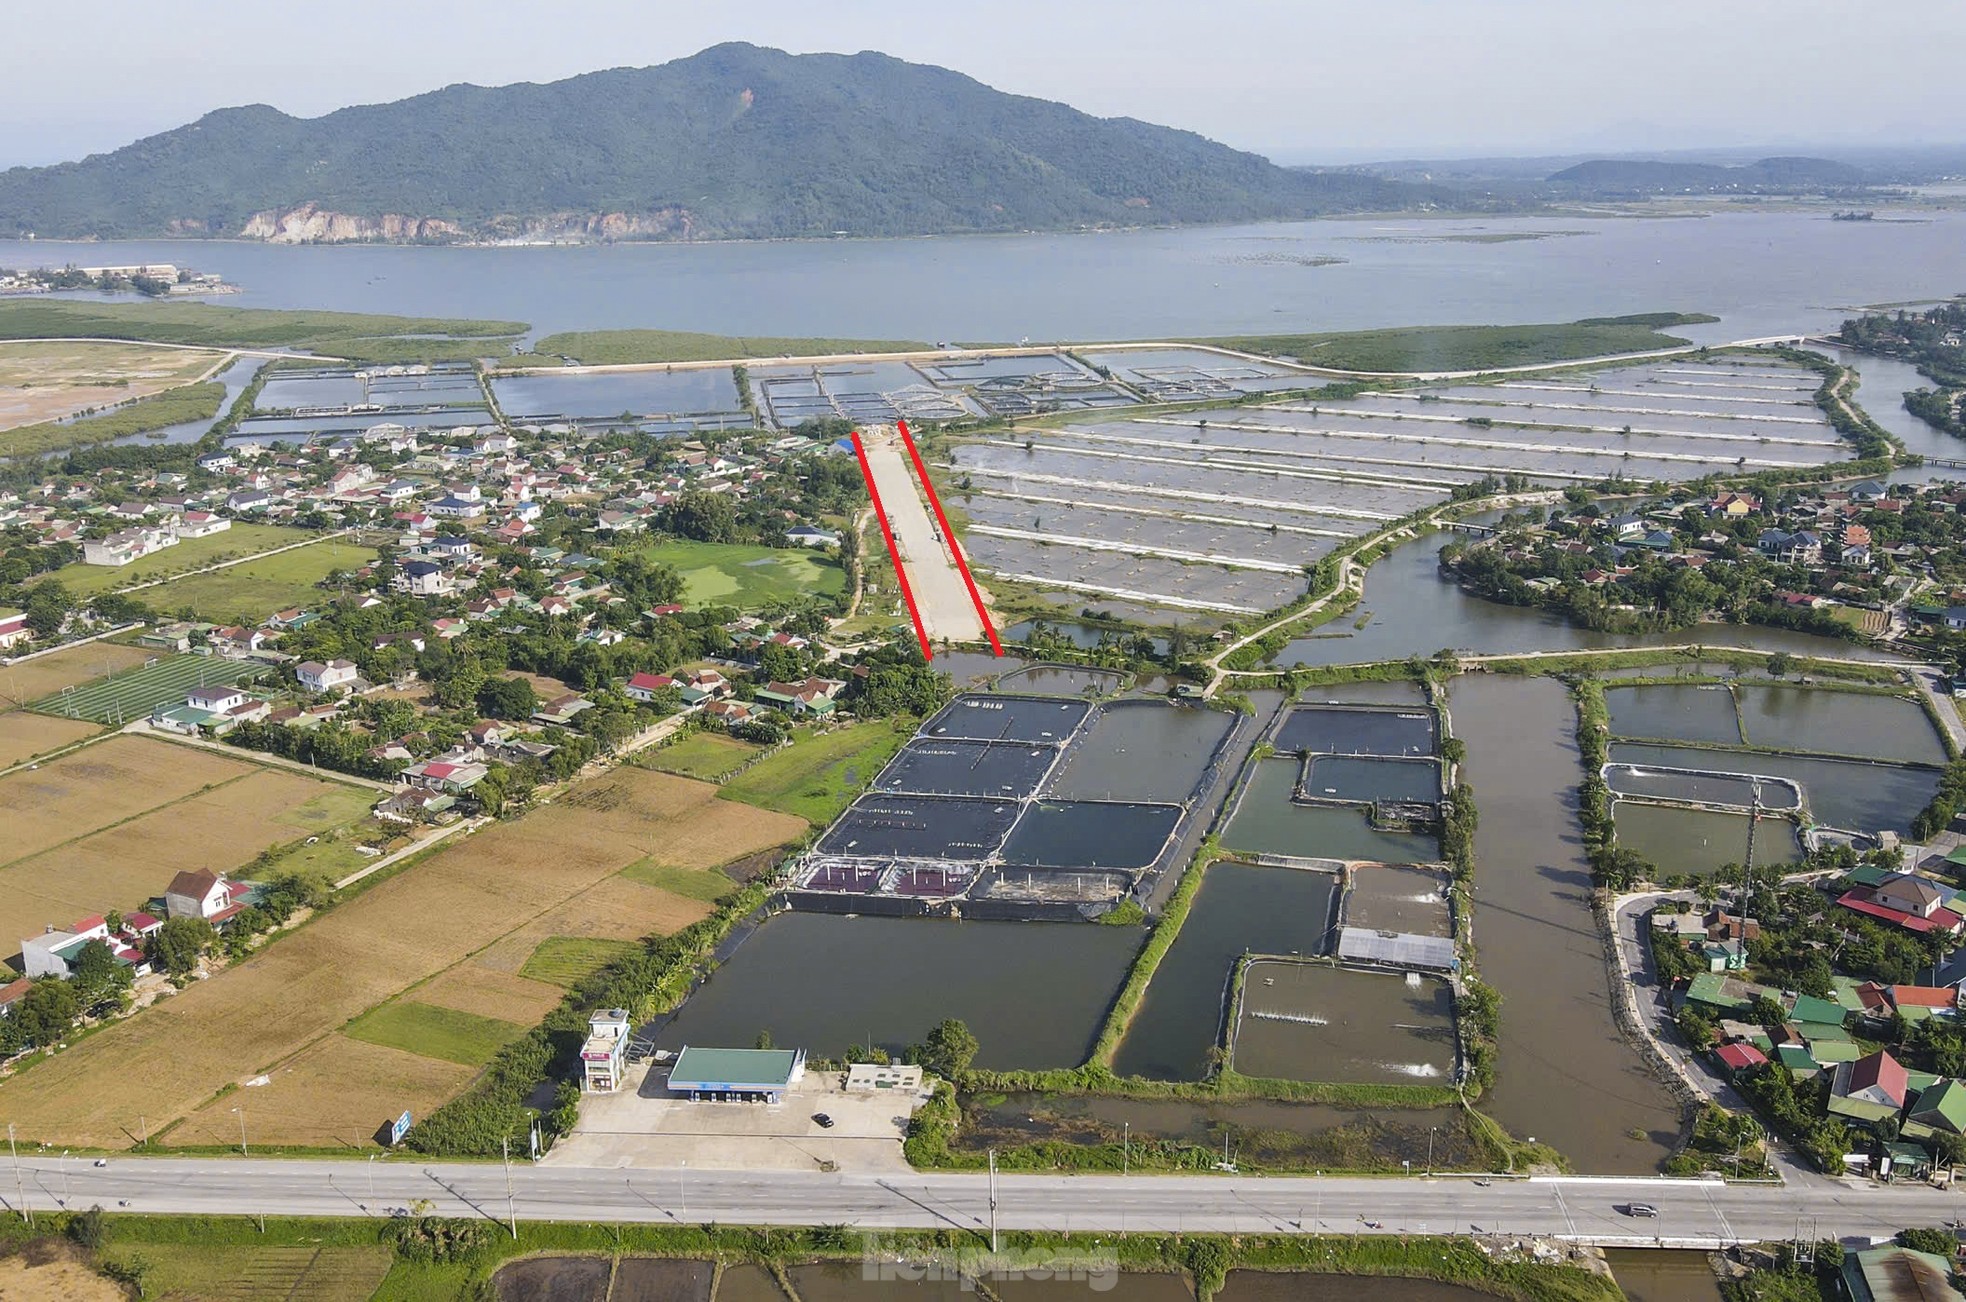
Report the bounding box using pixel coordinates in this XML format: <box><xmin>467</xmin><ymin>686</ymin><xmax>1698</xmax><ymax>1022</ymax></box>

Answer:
<box><xmin>30</xmin><ymin>652</ymin><xmax>268</xmax><ymax>724</ymax></box>
<box><xmin>135</xmin><ymin>538</ymin><xmax>377</xmax><ymax>623</ymax></box>
<box><xmin>520</xmin><ymin>327</ymin><xmax>933</xmax><ymax>365</ymax></box>
<box><xmin>518</xmin><ymin>936</ymin><xmax>640</xmax><ymax>988</ymax></box>
<box><xmin>120</xmin><ymin>1242</ymin><xmax>395</xmax><ymax>1302</ymax></box>
<box><xmin>635</xmin><ymin>539</ymin><xmax>844</xmax><ymax>610</ymax></box>
<box><xmin>619</xmin><ymin>858</ymin><xmax>736</xmax><ymax>902</ymax></box>
<box><xmin>719</xmin><ymin>718</ymin><xmax>914</xmax><ymax>824</ymax></box>
<box><xmin>635</xmin><ymin>730</ymin><xmax>763</xmax><ymax>780</ymax></box>
<box><xmin>50</xmin><ymin>522</ymin><xmax>325</xmax><ymax>596</ymax></box>
<box><xmin>343</xmin><ymin>1001</ymin><xmax>528</xmax><ymax>1068</ymax></box>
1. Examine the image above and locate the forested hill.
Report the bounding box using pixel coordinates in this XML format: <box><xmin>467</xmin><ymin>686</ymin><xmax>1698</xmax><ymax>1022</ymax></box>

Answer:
<box><xmin>0</xmin><ymin>43</ymin><xmax>1446</xmax><ymax>243</ymax></box>
<box><xmin>1544</xmin><ymin>156</ymin><xmax>1868</xmax><ymax>193</ymax></box>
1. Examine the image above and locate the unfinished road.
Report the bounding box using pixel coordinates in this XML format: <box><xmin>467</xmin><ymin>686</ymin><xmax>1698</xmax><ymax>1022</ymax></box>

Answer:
<box><xmin>856</xmin><ymin>423</ymin><xmax>987</xmax><ymax>649</ymax></box>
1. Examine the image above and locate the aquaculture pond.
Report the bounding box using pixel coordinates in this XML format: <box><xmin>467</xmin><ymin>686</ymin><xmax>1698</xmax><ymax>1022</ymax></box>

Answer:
<box><xmin>1450</xmin><ymin>675</ymin><xmax>1685</xmax><ymax>1174</ymax></box>
<box><xmin>1222</xmin><ymin>761</ymin><xmax>1441</xmax><ymax>864</ymax></box>
<box><xmin>1610</xmin><ymin>742</ymin><xmax>1939</xmax><ymax>836</ymax></box>
<box><xmin>1113</xmin><ymin>863</ymin><xmax>1337</xmax><ymax>1081</ymax></box>
<box><xmin>959</xmin><ymin>1091</ymin><xmax>1477</xmax><ymax>1172</ymax></box>
<box><xmin>1345</xmin><ymin>865</ymin><xmax>1452</xmax><ymax>936</ymax></box>
<box><xmin>1612</xmin><ymin>802</ymin><xmax>1803</xmax><ymax>877</ymax></box>
<box><xmin>1231</xmin><ymin>961</ymin><xmax>1457</xmax><ymax>1086</ymax></box>
<box><xmin>1733</xmin><ymin>683</ymin><xmax>1947</xmax><ymax>764</ymax></box>
<box><xmin>1046</xmin><ymin>702</ymin><xmax>1237</xmax><ymax>803</ymax></box>
<box><xmin>652</xmin><ymin>912</ymin><xmax>1143</xmax><ymax>1070</ymax></box>
<box><xmin>1000</xmin><ymin>800</ymin><xmax>1183</xmax><ymax>870</ymax></box>
<box><xmin>1604</xmin><ymin>683</ymin><xmax>1745</xmax><ymax>745</ymax></box>
<box><xmin>992</xmin><ymin>664</ymin><xmax>1130</xmax><ymax>697</ymax></box>
<box><xmin>1274</xmin><ymin>704</ymin><xmax>1437</xmax><ymax>756</ymax></box>
<box><xmin>1300</xmin><ymin>755</ymin><xmax>1441</xmax><ymax>805</ymax></box>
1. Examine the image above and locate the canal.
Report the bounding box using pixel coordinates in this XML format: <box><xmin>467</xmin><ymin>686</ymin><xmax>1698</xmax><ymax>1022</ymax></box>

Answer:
<box><xmin>1451</xmin><ymin>675</ymin><xmax>1686</xmax><ymax>1173</ymax></box>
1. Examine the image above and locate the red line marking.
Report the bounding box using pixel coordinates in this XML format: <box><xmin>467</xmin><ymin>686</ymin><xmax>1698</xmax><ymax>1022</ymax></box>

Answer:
<box><xmin>898</xmin><ymin>419</ymin><xmax>1004</xmax><ymax>656</ymax></box>
<box><xmin>850</xmin><ymin>430</ymin><xmax>933</xmax><ymax>661</ymax></box>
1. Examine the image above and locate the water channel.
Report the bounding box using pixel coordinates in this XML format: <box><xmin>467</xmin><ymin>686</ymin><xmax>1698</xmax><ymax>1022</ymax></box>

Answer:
<box><xmin>1450</xmin><ymin>675</ymin><xmax>1686</xmax><ymax>1173</ymax></box>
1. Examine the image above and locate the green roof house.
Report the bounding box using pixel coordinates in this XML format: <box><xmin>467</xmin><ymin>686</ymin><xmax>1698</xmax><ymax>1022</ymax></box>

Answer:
<box><xmin>1788</xmin><ymin>993</ymin><xmax>1847</xmax><ymax>1027</ymax></box>
<box><xmin>1775</xmin><ymin>1044</ymin><xmax>1820</xmax><ymax>1078</ymax></box>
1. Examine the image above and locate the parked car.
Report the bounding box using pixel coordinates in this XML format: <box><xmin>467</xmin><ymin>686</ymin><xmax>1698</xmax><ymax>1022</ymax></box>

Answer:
<box><xmin>814</xmin><ymin>1113</ymin><xmax>835</xmax><ymax>1129</ymax></box>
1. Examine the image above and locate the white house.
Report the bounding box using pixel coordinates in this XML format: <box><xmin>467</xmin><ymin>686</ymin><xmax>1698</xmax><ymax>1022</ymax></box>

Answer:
<box><xmin>83</xmin><ymin>525</ymin><xmax>178</xmax><ymax>567</ymax></box>
<box><xmin>624</xmin><ymin>671</ymin><xmax>675</xmax><ymax>703</ymax></box>
<box><xmin>0</xmin><ymin>610</ymin><xmax>29</xmax><ymax>649</ymax></box>
<box><xmin>164</xmin><ymin>869</ymin><xmax>243</xmax><ymax>924</ymax></box>
<box><xmin>20</xmin><ymin>916</ymin><xmax>111</xmax><ymax>979</ymax></box>
<box><xmin>177</xmin><ymin>510</ymin><xmax>231</xmax><ymax>538</ymax></box>
<box><xmin>296</xmin><ymin>659</ymin><xmax>360</xmax><ymax>693</ymax></box>
<box><xmin>185</xmin><ymin>685</ymin><xmax>250</xmax><ymax>715</ymax></box>
<box><xmin>394</xmin><ymin>560</ymin><xmax>451</xmax><ymax>597</ymax></box>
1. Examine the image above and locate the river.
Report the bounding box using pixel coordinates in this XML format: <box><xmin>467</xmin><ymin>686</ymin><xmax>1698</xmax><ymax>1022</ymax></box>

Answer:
<box><xmin>5</xmin><ymin>208</ymin><xmax>1966</xmax><ymax>344</ymax></box>
<box><xmin>1450</xmin><ymin>675</ymin><xmax>1686</xmax><ymax>1174</ymax></box>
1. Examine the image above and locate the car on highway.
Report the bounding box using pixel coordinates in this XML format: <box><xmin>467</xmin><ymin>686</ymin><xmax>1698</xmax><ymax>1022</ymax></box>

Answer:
<box><xmin>1622</xmin><ymin>1202</ymin><xmax>1659</xmax><ymax>1218</ymax></box>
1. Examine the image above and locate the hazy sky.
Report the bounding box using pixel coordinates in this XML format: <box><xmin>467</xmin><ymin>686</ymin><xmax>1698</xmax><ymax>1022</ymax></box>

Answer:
<box><xmin>6</xmin><ymin>0</ymin><xmax>1964</xmax><ymax>169</ymax></box>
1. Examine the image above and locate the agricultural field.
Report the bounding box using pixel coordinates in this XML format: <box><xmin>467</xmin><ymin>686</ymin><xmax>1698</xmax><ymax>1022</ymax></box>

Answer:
<box><xmin>0</xmin><ymin>339</ymin><xmax>224</xmax><ymax>430</ymax></box>
<box><xmin>719</xmin><ymin>717</ymin><xmax>915</xmax><ymax>824</ymax></box>
<box><xmin>633</xmin><ymin>539</ymin><xmax>845</xmax><ymax>609</ymax></box>
<box><xmin>0</xmin><ymin>710</ymin><xmax>99</xmax><ymax>768</ymax></box>
<box><xmin>523</xmin><ymin>327</ymin><xmax>931</xmax><ymax>365</ymax></box>
<box><xmin>0</xmin><ymin>640</ymin><xmax>152</xmax><ymax>705</ymax></box>
<box><xmin>635</xmin><ymin>730</ymin><xmax>763</xmax><ymax>780</ymax></box>
<box><xmin>518</xmin><ymin>936</ymin><xmax>642</xmax><ymax>987</ymax></box>
<box><xmin>29</xmin><ymin>653</ymin><xmax>268</xmax><ymax>724</ymax></box>
<box><xmin>344</xmin><ymin>1000</ymin><xmax>529</xmax><ymax>1067</ymax></box>
<box><xmin>99</xmin><ymin>1242</ymin><xmax>394</xmax><ymax>1302</ymax></box>
<box><xmin>0</xmin><ymin>766</ymin><xmax>804</xmax><ymax>1148</ymax></box>
<box><xmin>0</xmin><ymin>299</ymin><xmax>526</xmax><ymax>358</ymax></box>
<box><xmin>619</xmin><ymin>858</ymin><xmax>736</xmax><ymax>901</ymax></box>
<box><xmin>51</xmin><ymin>522</ymin><xmax>327</xmax><ymax>596</ymax></box>
<box><xmin>0</xmin><ymin>737</ymin><xmax>376</xmax><ymax>960</ymax></box>
<box><xmin>133</xmin><ymin>539</ymin><xmax>378</xmax><ymax>624</ymax></box>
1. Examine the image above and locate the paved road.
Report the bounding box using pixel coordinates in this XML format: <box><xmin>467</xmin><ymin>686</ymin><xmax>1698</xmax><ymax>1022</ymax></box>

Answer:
<box><xmin>858</xmin><ymin>425</ymin><xmax>985</xmax><ymax>647</ymax></box>
<box><xmin>6</xmin><ymin>1158</ymin><xmax>1957</xmax><ymax>1244</ymax></box>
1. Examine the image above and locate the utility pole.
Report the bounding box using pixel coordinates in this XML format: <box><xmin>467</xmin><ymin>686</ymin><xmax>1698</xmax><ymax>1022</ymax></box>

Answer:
<box><xmin>987</xmin><ymin>1149</ymin><xmax>1001</xmax><ymax>1253</ymax></box>
<box><xmin>502</xmin><ymin>1138</ymin><xmax>517</xmax><ymax>1239</ymax></box>
<box><xmin>1427</xmin><ymin>1126</ymin><xmax>1437</xmax><ymax>1177</ymax></box>
<box><xmin>8</xmin><ymin>1124</ymin><xmax>28</xmax><ymax>1227</ymax></box>
<box><xmin>368</xmin><ymin>1153</ymin><xmax>377</xmax><ymax>1208</ymax></box>
<box><xmin>59</xmin><ymin>1151</ymin><xmax>69</xmax><ymax>1207</ymax></box>
<box><xmin>680</xmin><ymin>1159</ymin><xmax>687</xmax><ymax>1223</ymax></box>
<box><xmin>233</xmin><ymin>1104</ymin><xmax>248</xmax><ymax>1157</ymax></box>
<box><xmin>138</xmin><ymin>1115</ymin><xmax>146</xmax><ymax>1147</ymax></box>
<box><xmin>1122</xmin><ymin>1122</ymin><xmax>1129</xmax><ymax>1177</ymax></box>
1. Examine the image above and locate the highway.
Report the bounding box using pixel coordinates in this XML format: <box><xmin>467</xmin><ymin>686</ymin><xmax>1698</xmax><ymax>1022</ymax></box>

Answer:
<box><xmin>4</xmin><ymin>1158</ymin><xmax>1960</xmax><ymax>1245</ymax></box>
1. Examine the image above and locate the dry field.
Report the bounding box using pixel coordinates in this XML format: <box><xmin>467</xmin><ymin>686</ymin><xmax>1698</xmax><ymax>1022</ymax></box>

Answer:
<box><xmin>0</xmin><ymin>641</ymin><xmax>154</xmax><ymax>705</ymax></box>
<box><xmin>0</xmin><ymin>767</ymin><xmax>805</xmax><ymax>1147</ymax></box>
<box><xmin>408</xmin><ymin>963</ymin><xmax>566</xmax><ymax>1026</ymax></box>
<box><xmin>170</xmin><ymin>1033</ymin><xmax>475</xmax><ymax>1149</ymax></box>
<box><xmin>0</xmin><ymin>711</ymin><xmax>100</xmax><ymax>768</ymax></box>
<box><xmin>0</xmin><ymin>340</ymin><xmax>225</xmax><ymax>430</ymax></box>
<box><xmin>0</xmin><ymin>768</ymin><xmax>375</xmax><ymax>952</ymax></box>
<box><xmin>0</xmin><ymin>734</ymin><xmax>256</xmax><ymax>865</ymax></box>
<box><xmin>475</xmin><ymin>873</ymin><xmax>715</xmax><ymax>977</ymax></box>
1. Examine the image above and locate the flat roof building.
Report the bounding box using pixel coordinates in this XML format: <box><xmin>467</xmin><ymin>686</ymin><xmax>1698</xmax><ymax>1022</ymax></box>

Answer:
<box><xmin>581</xmin><ymin>1009</ymin><xmax>631</xmax><ymax>1093</ymax></box>
<box><xmin>668</xmin><ymin>1046</ymin><xmax>806</xmax><ymax>1102</ymax></box>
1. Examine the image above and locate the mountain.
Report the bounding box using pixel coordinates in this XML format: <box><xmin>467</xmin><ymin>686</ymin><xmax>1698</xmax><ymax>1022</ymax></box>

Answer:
<box><xmin>0</xmin><ymin>44</ymin><xmax>1443</xmax><ymax>244</ymax></box>
<box><xmin>1544</xmin><ymin>155</ymin><xmax>1869</xmax><ymax>193</ymax></box>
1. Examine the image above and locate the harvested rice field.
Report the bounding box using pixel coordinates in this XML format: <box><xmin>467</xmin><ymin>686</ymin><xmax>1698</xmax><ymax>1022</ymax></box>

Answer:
<box><xmin>0</xmin><ymin>767</ymin><xmax>802</xmax><ymax>1148</ymax></box>
<box><xmin>0</xmin><ymin>711</ymin><xmax>100</xmax><ymax>768</ymax></box>
<box><xmin>0</xmin><ymin>734</ymin><xmax>263</xmax><ymax>866</ymax></box>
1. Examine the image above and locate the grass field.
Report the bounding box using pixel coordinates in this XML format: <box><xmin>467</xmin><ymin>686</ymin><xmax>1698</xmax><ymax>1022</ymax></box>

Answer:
<box><xmin>0</xmin><ymin>380</ymin><xmax>225</xmax><ymax>458</ymax></box>
<box><xmin>636</xmin><ymin>730</ymin><xmax>763</xmax><ymax>780</ymax></box>
<box><xmin>106</xmin><ymin>1242</ymin><xmax>394</xmax><ymax>1302</ymax></box>
<box><xmin>522</xmin><ymin>328</ymin><xmax>933</xmax><ymax>365</ymax></box>
<box><xmin>0</xmin><ymin>767</ymin><xmax>802</xmax><ymax>1148</ymax></box>
<box><xmin>0</xmin><ymin>641</ymin><xmax>153</xmax><ymax>705</ymax></box>
<box><xmin>29</xmin><ymin>652</ymin><xmax>268</xmax><ymax>723</ymax></box>
<box><xmin>135</xmin><ymin>539</ymin><xmax>378</xmax><ymax>623</ymax></box>
<box><xmin>633</xmin><ymin>539</ymin><xmax>844</xmax><ymax>609</ymax></box>
<box><xmin>0</xmin><ymin>711</ymin><xmax>100</xmax><ymax>768</ymax></box>
<box><xmin>1189</xmin><ymin>312</ymin><xmax>1720</xmax><ymax>374</ymax></box>
<box><xmin>49</xmin><ymin>521</ymin><xmax>325</xmax><ymax>596</ymax></box>
<box><xmin>0</xmin><ymin>339</ymin><xmax>223</xmax><ymax>428</ymax></box>
<box><xmin>619</xmin><ymin>857</ymin><xmax>736</xmax><ymax>902</ymax></box>
<box><xmin>719</xmin><ymin>717</ymin><xmax>915</xmax><ymax>824</ymax></box>
<box><xmin>518</xmin><ymin>936</ymin><xmax>642</xmax><ymax>987</ymax></box>
<box><xmin>344</xmin><ymin>1000</ymin><xmax>529</xmax><ymax>1067</ymax></box>
<box><xmin>0</xmin><ymin>299</ymin><xmax>524</xmax><ymax>352</ymax></box>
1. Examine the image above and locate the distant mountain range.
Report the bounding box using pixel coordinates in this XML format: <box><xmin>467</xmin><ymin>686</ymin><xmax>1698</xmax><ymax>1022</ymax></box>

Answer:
<box><xmin>0</xmin><ymin>44</ymin><xmax>1448</xmax><ymax>244</ymax></box>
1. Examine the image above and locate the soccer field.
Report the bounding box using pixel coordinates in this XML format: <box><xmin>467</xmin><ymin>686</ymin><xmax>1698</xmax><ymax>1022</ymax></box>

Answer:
<box><xmin>30</xmin><ymin>653</ymin><xmax>267</xmax><ymax>724</ymax></box>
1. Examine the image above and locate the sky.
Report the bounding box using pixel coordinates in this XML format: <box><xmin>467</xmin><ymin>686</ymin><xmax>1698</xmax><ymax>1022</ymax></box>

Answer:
<box><xmin>5</xmin><ymin>0</ymin><xmax>1965</xmax><ymax>169</ymax></box>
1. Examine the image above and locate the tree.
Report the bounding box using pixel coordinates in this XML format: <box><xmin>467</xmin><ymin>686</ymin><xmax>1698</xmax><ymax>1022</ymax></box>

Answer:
<box><xmin>1767</xmin><ymin>651</ymin><xmax>1794</xmax><ymax>678</ymax></box>
<box><xmin>12</xmin><ymin>979</ymin><xmax>78</xmax><ymax>1048</ymax></box>
<box><xmin>668</xmin><ymin>492</ymin><xmax>739</xmax><ymax>544</ymax></box>
<box><xmin>22</xmin><ymin>579</ymin><xmax>73</xmax><ymax>637</ymax></box>
<box><xmin>69</xmin><ymin>938</ymin><xmax>131</xmax><ymax>1012</ymax></box>
<box><xmin>147</xmin><ymin>916</ymin><xmax>215</xmax><ymax>977</ymax></box>
<box><xmin>476</xmin><ymin>676</ymin><xmax>539</xmax><ymax>720</ymax></box>
<box><xmin>1931</xmin><ymin>1131</ymin><xmax>1966</xmax><ymax>1170</ymax></box>
<box><xmin>1896</xmin><ymin>1227</ymin><xmax>1957</xmax><ymax>1255</ymax></box>
<box><xmin>910</xmin><ymin>1018</ymin><xmax>978</xmax><ymax>1081</ymax></box>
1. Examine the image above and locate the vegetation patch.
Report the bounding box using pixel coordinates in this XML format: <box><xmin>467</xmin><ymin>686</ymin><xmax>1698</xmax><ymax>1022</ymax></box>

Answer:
<box><xmin>635</xmin><ymin>730</ymin><xmax>764</xmax><ymax>781</ymax></box>
<box><xmin>133</xmin><ymin>539</ymin><xmax>377</xmax><ymax>624</ymax></box>
<box><xmin>1188</xmin><ymin>313</ymin><xmax>1717</xmax><ymax>374</ymax></box>
<box><xmin>718</xmin><ymin>718</ymin><xmax>915</xmax><ymax>824</ymax></box>
<box><xmin>518</xmin><ymin>936</ymin><xmax>642</xmax><ymax>988</ymax></box>
<box><xmin>0</xmin><ymin>299</ymin><xmax>525</xmax><ymax>352</ymax></box>
<box><xmin>49</xmin><ymin>521</ymin><xmax>327</xmax><ymax>596</ymax></box>
<box><xmin>631</xmin><ymin>539</ymin><xmax>844</xmax><ymax>609</ymax></box>
<box><xmin>0</xmin><ymin>380</ymin><xmax>223</xmax><ymax>458</ymax></box>
<box><xmin>523</xmin><ymin>328</ymin><xmax>933</xmax><ymax>365</ymax></box>
<box><xmin>344</xmin><ymin>1001</ymin><xmax>529</xmax><ymax>1068</ymax></box>
<box><xmin>619</xmin><ymin>858</ymin><xmax>736</xmax><ymax>902</ymax></box>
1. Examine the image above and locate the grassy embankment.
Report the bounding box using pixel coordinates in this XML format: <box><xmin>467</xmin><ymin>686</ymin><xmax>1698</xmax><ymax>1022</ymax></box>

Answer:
<box><xmin>513</xmin><ymin>327</ymin><xmax>936</xmax><ymax>366</ymax></box>
<box><xmin>18</xmin><ymin>1213</ymin><xmax>1625</xmax><ymax>1302</ymax></box>
<box><xmin>1188</xmin><ymin>312</ymin><xmax>1719</xmax><ymax>373</ymax></box>
<box><xmin>0</xmin><ymin>380</ymin><xmax>225</xmax><ymax>457</ymax></box>
<box><xmin>0</xmin><ymin>299</ymin><xmax>527</xmax><ymax>364</ymax></box>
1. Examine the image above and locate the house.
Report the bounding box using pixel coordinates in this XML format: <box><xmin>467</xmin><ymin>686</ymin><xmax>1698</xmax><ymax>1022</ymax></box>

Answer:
<box><xmin>165</xmin><ymin>869</ymin><xmax>244</xmax><ymax>925</ymax></box>
<box><xmin>184</xmin><ymin>685</ymin><xmax>250</xmax><ymax>715</ymax></box>
<box><xmin>701</xmin><ymin>698</ymin><xmax>756</xmax><ymax>727</ymax></box>
<box><xmin>427</xmin><ymin>494</ymin><xmax>486</xmax><ymax>520</ymax></box>
<box><xmin>394</xmin><ymin>560</ymin><xmax>451</xmax><ymax>597</ymax></box>
<box><xmin>0</xmin><ymin>610</ymin><xmax>29</xmax><ymax>650</ymax></box>
<box><xmin>1713</xmin><ymin>1042</ymin><xmax>1767</xmax><ymax>1074</ymax></box>
<box><xmin>375</xmin><ymin>787</ymin><xmax>456</xmax><ymax>823</ymax></box>
<box><xmin>1841</xmin><ymin>1245</ymin><xmax>1965</xmax><ymax>1302</ymax></box>
<box><xmin>225</xmin><ymin>489</ymin><xmax>274</xmax><ymax>513</ymax></box>
<box><xmin>1711</xmin><ymin>491</ymin><xmax>1760</xmax><ymax>517</ymax></box>
<box><xmin>1838</xmin><ymin>874</ymin><xmax>1965</xmax><ymax>936</ymax></box>
<box><xmin>624</xmin><ymin>672</ymin><xmax>676</xmax><ymax>703</ymax></box>
<box><xmin>755</xmin><ymin>677</ymin><xmax>846</xmax><ymax>718</ymax></box>
<box><xmin>1908</xmin><ymin>1079</ymin><xmax>1966</xmax><ymax>1136</ymax></box>
<box><xmin>209</xmin><ymin>625</ymin><xmax>269</xmax><ymax>656</ymax></box>
<box><xmin>1756</xmin><ymin>529</ymin><xmax>1823</xmax><ymax>565</ymax></box>
<box><xmin>532</xmin><ymin>693</ymin><xmax>593</xmax><ymax>726</ymax></box>
<box><xmin>83</xmin><ymin>525</ymin><xmax>178</xmax><ymax>567</ymax></box>
<box><xmin>399</xmin><ymin>758</ymin><xmax>488</xmax><ymax>793</ymax></box>
<box><xmin>20</xmin><ymin>916</ymin><xmax>113</xmax><ymax>979</ymax></box>
<box><xmin>177</xmin><ymin>510</ymin><xmax>230</xmax><ymax>538</ymax></box>
<box><xmin>1829</xmin><ymin>1048</ymin><xmax>1909</xmax><ymax>1123</ymax></box>
<box><xmin>296</xmin><ymin>659</ymin><xmax>359</xmax><ymax>694</ymax></box>
<box><xmin>0</xmin><ymin>976</ymin><xmax>33</xmax><ymax>1017</ymax></box>
<box><xmin>266</xmin><ymin>608</ymin><xmax>319</xmax><ymax>631</ymax></box>
<box><xmin>786</xmin><ymin>524</ymin><xmax>840</xmax><ymax>548</ymax></box>
<box><xmin>1877</xmin><ymin>874</ymin><xmax>1949</xmax><ymax>918</ymax></box>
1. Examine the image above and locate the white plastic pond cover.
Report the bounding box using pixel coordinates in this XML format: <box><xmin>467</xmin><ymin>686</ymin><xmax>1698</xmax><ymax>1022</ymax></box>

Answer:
<box><xmin>1337</xmin><ymin>926</ymin><xmax>1458</xmax><ymax>973</ymax></box>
